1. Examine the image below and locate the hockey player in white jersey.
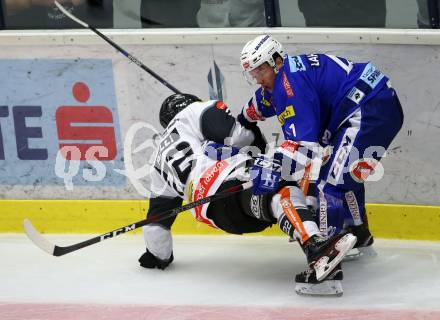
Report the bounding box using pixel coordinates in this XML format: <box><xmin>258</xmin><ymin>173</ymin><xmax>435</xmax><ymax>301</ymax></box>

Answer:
<box><xmin>139</xmin><ymin>93</ymin><xmax>357</xmax><ymax>296</ymax></box>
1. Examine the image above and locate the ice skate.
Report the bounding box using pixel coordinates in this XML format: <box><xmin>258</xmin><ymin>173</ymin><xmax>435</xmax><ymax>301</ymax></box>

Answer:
<box><xmin>294</xmin><ymin>263</ymin><xmax>343</xmax><ymax>297</ymax></box>
<box><xmin>344</xmin><ymin>224</ymin><xmax>377</xmax><ymax>261</ymax></box>
<box><xmin>304</xmin><ymin>233</ymin><xmax>357</xmax><ymax>281</ymax></box>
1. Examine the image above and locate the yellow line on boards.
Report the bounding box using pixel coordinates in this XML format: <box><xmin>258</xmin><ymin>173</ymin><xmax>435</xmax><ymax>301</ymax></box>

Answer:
<box><xmin>1</xmin><ymin>200</ymin><xmax>439</xmax><ymax>240</ymax></box>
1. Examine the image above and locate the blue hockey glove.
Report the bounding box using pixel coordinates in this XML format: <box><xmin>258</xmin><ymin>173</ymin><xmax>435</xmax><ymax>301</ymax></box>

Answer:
<box><xmin>250</xmin><ymin>153</ymin><xmax>282</xmax><ymax>195</ymax></box>
<box><xmin>204</xmin><ymin>142</ymin><xmax>240</xmax><ymax>160</ymax></box>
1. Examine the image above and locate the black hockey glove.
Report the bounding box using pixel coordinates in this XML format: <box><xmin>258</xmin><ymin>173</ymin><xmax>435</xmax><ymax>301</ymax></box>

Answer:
<box><xmin>237</xmin><ymin>113</ymin><xmax>267</xmax><ymax>154</ymax></box>
<box><xmin>139</xmin><ymin>249</ymin><xmax>174</xmax><ymax>270</ymax></box>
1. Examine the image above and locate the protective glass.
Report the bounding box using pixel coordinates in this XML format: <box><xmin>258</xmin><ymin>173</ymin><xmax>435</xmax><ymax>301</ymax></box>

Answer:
<box><xmin>243</xmin><ymin>64</ymin><xmax>273</xmax><ymax>85</ymax></box>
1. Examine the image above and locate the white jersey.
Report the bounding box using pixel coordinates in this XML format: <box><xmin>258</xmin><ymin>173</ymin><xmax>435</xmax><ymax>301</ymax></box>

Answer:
<box><xmin>149</xmin><ymin>100</ymin><xmax>254</xmax><ymax>228</ymax></box>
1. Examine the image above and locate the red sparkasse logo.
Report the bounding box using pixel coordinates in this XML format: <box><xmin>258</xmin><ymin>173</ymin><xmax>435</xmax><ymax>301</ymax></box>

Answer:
<box><xmin>56</xmin><ymin>82</ymin><xmax>117</xmax><ymax>161</ymax></box>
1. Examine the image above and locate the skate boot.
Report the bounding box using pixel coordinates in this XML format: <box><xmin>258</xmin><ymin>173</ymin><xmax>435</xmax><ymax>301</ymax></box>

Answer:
<box><xmin>344</xmin><ymin>224</ymin><xmax>377</xmax><ymax>261</ymax></box>
<box><xmin>139</xmin><ymin>249</ymin><xmax>174</xmax><ymax>270</ymax></box>
<box><xmin>303</xmin><ymin>232</ymin><xmax>356</xmax><ymax>281</ymax></box>
<box><xmin>348</xmin><ymin>224</ymin><xmax>374</xmax><ymax>247</ymax></box>
<box><xmin>294</xmin><ymin>263</ymin><xmax>343</xmax><ymax>297</ymax></box>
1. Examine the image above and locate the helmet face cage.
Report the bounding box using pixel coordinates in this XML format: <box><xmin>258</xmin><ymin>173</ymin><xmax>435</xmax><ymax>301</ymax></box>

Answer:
<box><xmin>240</xmin><ymin>35</ymin><xmax>283</xmax><ymax>85</ymax></box>
<box><xmin>159</xmin><ymin>93</ymin><xmax>201</xmax><ymax>128</ymax></box>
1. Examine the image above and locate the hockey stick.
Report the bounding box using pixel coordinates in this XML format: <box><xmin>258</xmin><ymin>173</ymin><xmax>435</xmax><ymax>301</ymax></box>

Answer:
<box><xmin>23</xmin><ymin>181</ymin><xmax>252</xmax><ymax>257</ymax></box>
<box><xmin>54</xmin><ymin>0</ymin><xmax>181</xmax><ymax>94</ymax></box>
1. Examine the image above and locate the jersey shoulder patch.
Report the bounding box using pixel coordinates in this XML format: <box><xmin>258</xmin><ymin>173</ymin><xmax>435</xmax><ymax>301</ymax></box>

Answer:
<box><xmin>287</xmin><ymin>55</ymin><xmax>307</xmax><ymax>73</ymax></box>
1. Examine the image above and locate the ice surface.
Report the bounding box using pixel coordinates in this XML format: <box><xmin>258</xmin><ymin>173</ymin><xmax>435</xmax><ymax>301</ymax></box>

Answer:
<box><xmin>1</xmin><ymin>234</ymin><xmax>440</xmax><ymax>319</ymax></box>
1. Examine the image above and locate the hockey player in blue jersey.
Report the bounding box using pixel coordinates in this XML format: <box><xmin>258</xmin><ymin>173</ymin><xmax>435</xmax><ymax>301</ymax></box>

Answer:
<box><xmin>239</xmin><ymin>35</ymin><xmax>404</xmax><ymax>276</ymax></box>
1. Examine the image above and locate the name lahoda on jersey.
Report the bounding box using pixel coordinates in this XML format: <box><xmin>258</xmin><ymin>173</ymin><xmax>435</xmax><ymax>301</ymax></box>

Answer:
<box><xmin>306</xmin><ymin>53</ymin><xmax>320</xmax><ymax>67</ymax></box>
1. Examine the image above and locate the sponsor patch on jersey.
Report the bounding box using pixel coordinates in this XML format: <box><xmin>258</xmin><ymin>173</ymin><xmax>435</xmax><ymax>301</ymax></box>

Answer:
<box><xmin>360</xmin><ymin>63</ymin><xmax>384</xmax><ymax>89</ymax></box>
<box><xmin>288</xmin><ymin>55</ymin><xmax>306</xmax><ymax>73</ymax></box>
<box><xmin>280</xmin><ymin>140</ymin><xmax>300</xmax><ymax>155</ymax></box>
<box><xmin>277</xmin><ymin>105</ymin><xmax>295</xmax><ymax>125</ymax></box>
<box><xmin>347</xmin><ymin>87</ymin><xmax>365</xmax><ymax>105</ymax></box>
<box><xmin>319</xmin><ymin>191</ymin><xmax>327</xmax><ymax>233</ymax></box>
<box><xmin>245</xmin><ymin>101</ymin><xmax>262</xmax><ymax>121</ymax></box>
<box><xmin>260</xmin><ymin>87</ymin><xmax>272</xmax><ymax>107</ymax></box>
<box><xmin>349</xmin><ymin>158</ymin><xmax>383</xmax><ymax>183</ymax></box>
<box><xmin>328</xmin><ymin>131</ymin><xmax>356</xmax><ymax>186</ymax></box>
<box><xmin>282</xmin><ymin>72</ymin><xmax>294</xmax><ymax>97</ymax></box>
<box><xmin>306</xmin><ymin>53</ymin><xmax>320</xmax><ymax>67</ymax></box>
<box><xmin>345</xmin><ymin>191</ymin><xmax>362</xmax><ymax>224</ymax></box>
<box><xmin>193</xmin><ymin>160</ymin><xmax>229</xmax><ymax>227</ymax></box>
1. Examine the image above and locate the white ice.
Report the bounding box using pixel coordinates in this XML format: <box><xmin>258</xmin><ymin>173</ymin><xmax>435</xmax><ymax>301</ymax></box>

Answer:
<box><xmin>1</xmin><ymin>234</ymin><xmax>440</xmax><ymax>311</ymax></box>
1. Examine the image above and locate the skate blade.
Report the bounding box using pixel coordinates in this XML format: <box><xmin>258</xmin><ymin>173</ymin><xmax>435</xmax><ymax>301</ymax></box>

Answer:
<box><xmin>359</xmin><ymin>245</ymin><xmax>378</xmax><ymax>258</ymax></box>
<box><xmin>314</xmin><ymin>233</ymin><xmax>357</xmax><ymax>281</ymax></box>
<box><xmin>343</xmin><ymin>246</ymin><xmax>378</xmax><ymax>262</ymax></box>
<box><xmin>295</xmin><ymin>280</ymin><xmax>343</xmax><ymax>297</ymax></box>
<box><xmin>343</xmin><ymin>248</ymin><xmax>362</xmax><ymax>261</ymax></box>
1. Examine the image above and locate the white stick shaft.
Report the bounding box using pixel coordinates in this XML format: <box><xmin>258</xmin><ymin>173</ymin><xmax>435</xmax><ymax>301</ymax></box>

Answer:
<box><xmin>54</xmin><ymin>1</ymin><xmax>89</xmax><ymax>28</ymax></box>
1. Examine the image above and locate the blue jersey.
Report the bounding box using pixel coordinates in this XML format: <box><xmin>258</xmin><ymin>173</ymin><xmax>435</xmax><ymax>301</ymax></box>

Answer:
<box><xmin>242</xmin><ymin>54</ymin><xmax>389</xmax><ymax>146</ymax></box>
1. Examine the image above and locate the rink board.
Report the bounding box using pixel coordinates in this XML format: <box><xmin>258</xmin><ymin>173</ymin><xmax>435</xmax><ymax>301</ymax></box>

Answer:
<box><xmin>0</xmin><ymin>200</ymin><xmax>439</xmax><ymax>240</ymax></box>
<box><xmin>0</xmin><ymin>30</ymin><xmax>439</xmax><ymax>206</ymax></box>
<box><xmin>0</xmin><ymin>30</ymin><xmax>439</xmax><ymax>242</ymax></box>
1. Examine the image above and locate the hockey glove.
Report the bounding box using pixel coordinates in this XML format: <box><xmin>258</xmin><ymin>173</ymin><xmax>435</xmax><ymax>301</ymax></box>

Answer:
<box><xmin>139</xmin><ymin>249</ymin><xmax>174</xmax><ymax>270</ymax></box>
<box><xmin>250</xmin><ymin>153</ymin><xmax>282</xmax><ymax>195</ymax></box>
<box><xmin>204</xmin><ymin>142</ymin><xmax>240</xmax><ymax>161</ymax></box>
<box><xmin>237</xmin><ymin>113</ymin><xmax>267</xmax><ymax>153</ymax></box>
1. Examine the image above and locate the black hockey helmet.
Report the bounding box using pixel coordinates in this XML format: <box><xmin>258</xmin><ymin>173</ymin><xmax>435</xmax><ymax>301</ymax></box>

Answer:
<box><xmin>159</xmin><ymin>93</ymin><xmax>201</xmax><ymax>128</ymax></box>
